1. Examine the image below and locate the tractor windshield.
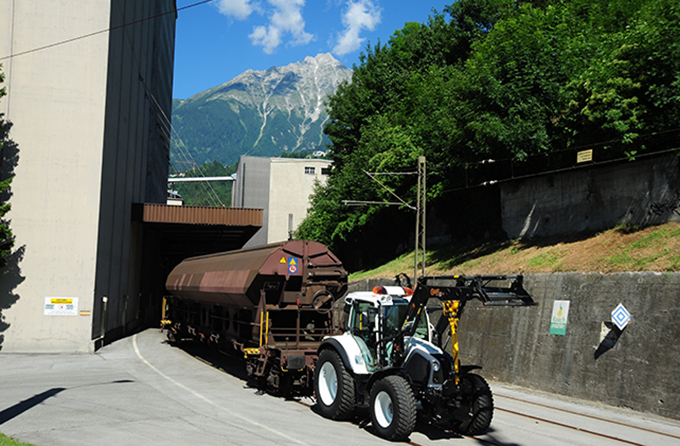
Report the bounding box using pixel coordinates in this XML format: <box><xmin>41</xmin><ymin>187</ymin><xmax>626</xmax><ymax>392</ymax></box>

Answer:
<box><xmin>383</xmin><ymin>301</ymin><xmax>408</xmax><ymax>338</ymax></box>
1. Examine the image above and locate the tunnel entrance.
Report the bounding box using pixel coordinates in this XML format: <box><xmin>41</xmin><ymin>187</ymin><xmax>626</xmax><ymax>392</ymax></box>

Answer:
<box><xmin>92</xmin><ymin>204</ymin><xmax>263</xmax><ymax>348</ymax></box>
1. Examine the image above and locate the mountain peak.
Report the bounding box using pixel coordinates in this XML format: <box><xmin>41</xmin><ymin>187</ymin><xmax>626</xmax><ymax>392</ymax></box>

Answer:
<box><xmin>203</xmin><ymin>53</ymin><xmax>350</xmax><ymax>97</ymax></box>
<box><xmin>172</xmin><ymin>55</ymin><xmax>353</xmax><ymax>166</ymax></box>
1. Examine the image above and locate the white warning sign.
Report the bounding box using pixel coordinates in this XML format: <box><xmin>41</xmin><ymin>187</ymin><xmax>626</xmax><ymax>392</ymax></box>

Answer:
<box><xmin>44</xmin><ymin>297</ymin><xmax>79</xmax><ymax>316</ymax></box>
<box><xmin>549</xmin><ymin>300</ymin><xmax>570</xmax><ymax>335</ymax></box>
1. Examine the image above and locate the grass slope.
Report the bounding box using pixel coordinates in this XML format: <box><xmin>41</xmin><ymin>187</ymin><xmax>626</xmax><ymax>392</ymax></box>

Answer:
<box><xmin>349</xmin><ymin>222</ymin><xmax>680</xmax><ymax>281</ymax></box>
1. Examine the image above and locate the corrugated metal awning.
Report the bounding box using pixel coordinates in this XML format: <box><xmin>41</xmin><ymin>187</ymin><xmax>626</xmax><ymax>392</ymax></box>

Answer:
<box><xmin>134</xmin><ymin>203</ymin><xmax>263</xmax><ymax>260</ymax></box>
<box><xmin>136</xmin><ymin>203</ymin><xmax>262</xmax><ymax>226</ymax></box>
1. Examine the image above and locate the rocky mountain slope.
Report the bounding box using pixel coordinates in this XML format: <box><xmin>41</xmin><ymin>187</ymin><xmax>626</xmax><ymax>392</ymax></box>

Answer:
<box><xmin>171</xmin><ymin>53</ymin><xmax>352</xmax><ymax>166</ymax></box>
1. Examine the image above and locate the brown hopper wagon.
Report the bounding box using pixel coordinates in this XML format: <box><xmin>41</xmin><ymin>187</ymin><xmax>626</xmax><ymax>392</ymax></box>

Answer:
<box><xmin>164</xmin><ymin>240</ymin><xmax>348</xmax><ymax>394</ymax></box>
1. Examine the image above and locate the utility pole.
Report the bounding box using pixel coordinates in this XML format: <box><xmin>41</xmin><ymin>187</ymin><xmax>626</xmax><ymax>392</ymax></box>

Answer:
<box><xmin>414</xmin><ymin>156</ymin><xmax>426</xmax><ymax>280</ymax></box>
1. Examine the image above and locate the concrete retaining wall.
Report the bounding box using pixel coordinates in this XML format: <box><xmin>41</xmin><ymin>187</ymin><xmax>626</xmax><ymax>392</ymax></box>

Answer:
<box><xmin>501</xmin><ymin>156</ymin><xmax>680</xmax><ymax>239</ymax></box>
<box><xmin>348</xmin><ymin>273</ymin><xmax>680</xmax><ymax>420</ymax></box>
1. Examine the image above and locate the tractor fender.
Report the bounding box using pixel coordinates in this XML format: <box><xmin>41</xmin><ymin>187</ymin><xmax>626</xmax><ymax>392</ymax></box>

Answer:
<box><xmin>459</xmin><ymin>365</ymin><xmax>482</xmax><ymax>375</ymax></box>
<box><xmin>318</xmin><ymin>334</ymin><xmax>370</xmax><ymax>375</ymax></box>
<box><xmin>365</xmin><ymin>367</ymin><xmax>406</xmax><ymax>393</ymax></box>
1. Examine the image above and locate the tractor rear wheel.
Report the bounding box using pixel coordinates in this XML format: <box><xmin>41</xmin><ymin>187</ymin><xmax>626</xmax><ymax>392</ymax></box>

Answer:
<box><xmin>369</xmin><ymin>375</ymin><xmax>417</xmax><ymax>441</ymax></box>
<box><xmin>314</xmin><ymin>349</ymin><xmax>355</xmax><ymax>420</ymax></box>
<box><xmin>453</xmin><ymin>374</ymin><xmax>494</xmax><ymax>435</ymax></box>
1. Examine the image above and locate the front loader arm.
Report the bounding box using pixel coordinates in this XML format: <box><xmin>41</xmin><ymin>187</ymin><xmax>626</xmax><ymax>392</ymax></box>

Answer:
<box><xmin>397</xmin><ymin>275</ymin><xmax>536</xmax><ymax>373</ymax></box>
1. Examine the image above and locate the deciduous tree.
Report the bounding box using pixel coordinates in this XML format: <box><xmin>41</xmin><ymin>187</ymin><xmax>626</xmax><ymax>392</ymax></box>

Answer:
<box><xmin>0</xmin><ymin>66</ymin><xmax>14</xmax><ymax>268</ymax></box>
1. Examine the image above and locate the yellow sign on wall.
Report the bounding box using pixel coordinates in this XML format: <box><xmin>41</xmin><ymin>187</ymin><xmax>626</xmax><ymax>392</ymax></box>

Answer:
<box><xmin>577</xmin><ymin>149</ymin><xmax>593</xmax><ymax>163</ymax></box>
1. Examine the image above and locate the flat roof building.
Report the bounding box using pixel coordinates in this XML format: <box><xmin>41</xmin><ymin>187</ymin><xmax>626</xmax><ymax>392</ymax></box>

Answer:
<box><xmin>232</xmin><ymin>156</ymin><xmax>331</xmax><ymax>248</ymax></box>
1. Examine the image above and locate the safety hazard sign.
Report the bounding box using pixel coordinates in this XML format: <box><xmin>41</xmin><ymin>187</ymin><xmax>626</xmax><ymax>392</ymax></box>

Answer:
<box><xmin>288</xmin><ymin>257</ymin><xmax>299</xmax><ymax>274</ymax></box>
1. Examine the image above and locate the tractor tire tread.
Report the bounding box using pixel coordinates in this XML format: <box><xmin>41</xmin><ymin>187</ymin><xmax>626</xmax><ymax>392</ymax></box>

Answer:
<box><xmin>315</xmin><ymin>349</ymin><xmax>355</xmax><ymax>420</ymax></box>
<box><xmin>458</xmin><ymin>374</ymin><xmax>494</xmax><ymax>436</ymax></box>
<box><xmin>372</xmin><ymin>375</ymin><xmax>417</xmax><ymax>441</ymax></box>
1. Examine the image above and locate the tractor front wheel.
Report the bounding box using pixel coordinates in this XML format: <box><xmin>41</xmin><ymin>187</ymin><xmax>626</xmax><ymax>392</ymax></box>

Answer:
<box><xmin>369</xmin><ymin>375</ymin><xmax>417</xmax><ymax>441</ymax></box>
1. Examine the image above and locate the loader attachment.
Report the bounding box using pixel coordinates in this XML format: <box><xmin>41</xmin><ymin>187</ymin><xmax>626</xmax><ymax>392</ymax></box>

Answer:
<box><xmin>420</xmin><ymin>274</ymin><xmax>535</xmax><ymax>307</ymax></box>
<box><xmin>398</xmin><ymin>275</ymin><xmax>536</xmax><ymax>376</ymax></box>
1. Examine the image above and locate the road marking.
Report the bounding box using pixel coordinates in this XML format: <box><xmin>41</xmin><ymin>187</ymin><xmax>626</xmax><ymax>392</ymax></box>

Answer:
<box><xmin>132</xmin><ymin>334</ymin><xmax>309</xmax><ymax>446</ymax></box>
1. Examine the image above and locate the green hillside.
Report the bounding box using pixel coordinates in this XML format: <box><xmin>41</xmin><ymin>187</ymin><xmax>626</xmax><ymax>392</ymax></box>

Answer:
<box><xmin>172</xmin><ymin>99</ymin><xmax>262</xmax><ymax>166</ymax></box>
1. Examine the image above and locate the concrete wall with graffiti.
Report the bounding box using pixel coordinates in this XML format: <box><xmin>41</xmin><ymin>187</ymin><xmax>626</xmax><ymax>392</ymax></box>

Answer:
<box><xmin>501</xmin><ymin>156</ymin><xmax>680</xmax><ymax>239</ymax></box>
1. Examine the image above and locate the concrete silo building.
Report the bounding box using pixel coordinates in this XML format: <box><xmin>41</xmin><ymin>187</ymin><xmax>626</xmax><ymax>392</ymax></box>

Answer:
<box><xmin>0</xmin><ymin>1</ymin><xmax>262</xmax><ymax>353</ymax></box>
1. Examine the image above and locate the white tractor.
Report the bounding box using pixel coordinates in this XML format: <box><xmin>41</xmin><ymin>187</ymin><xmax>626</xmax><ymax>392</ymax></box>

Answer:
<box><xmin>314</xmin><ymin>275</ymin><xmax>535</xmax><ymax>441</ymax></box>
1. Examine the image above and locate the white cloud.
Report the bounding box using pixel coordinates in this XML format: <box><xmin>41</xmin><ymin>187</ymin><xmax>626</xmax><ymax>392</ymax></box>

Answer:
<box><xmin>270</xmin><ymin>0</ymin><xmax>313</xmax><ymax>46</ymax></box>
<box><xmin>244</xmin><ymin>0</ymin><xmax>314</xmax><ymax>54</ymax></box>
<box><xmin>249</xmin><ymin>25</ymin><xmax>282</xmax><ymax>54</ymax></box>
<box><xmin>333</xmin><ymin>0</ymin><xmax>381</xmax><ymax>56</ymax></box>
<box><xmin>216</xmin><ymin>0</ymin><xmax>259</xmax><ymax>20</ymax></box>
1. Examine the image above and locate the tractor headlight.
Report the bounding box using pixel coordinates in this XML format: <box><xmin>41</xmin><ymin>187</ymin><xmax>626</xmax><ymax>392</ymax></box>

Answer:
<box><xmin>432</xmin><ymin>359</ymin><xmax>444</xmax><ymax>384</ymax></box>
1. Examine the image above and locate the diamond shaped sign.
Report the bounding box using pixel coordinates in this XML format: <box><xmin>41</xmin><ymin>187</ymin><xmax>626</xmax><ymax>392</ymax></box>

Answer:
<box><xmin>611</xmin><ymin>303</ymin><xmax>631</xmax><ymax>330</ymax></box>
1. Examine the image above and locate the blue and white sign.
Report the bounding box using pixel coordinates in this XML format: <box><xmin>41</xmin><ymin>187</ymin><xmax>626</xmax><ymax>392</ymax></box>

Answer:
<box><xmin>288</xmin><ymin>257</ymin><xmax>299</xmax><ymax>274</ymax></box>
<box><xmin>611</xmin><ymin>303</ymin><xmax>631</xmax><ymax>330</ymax></box>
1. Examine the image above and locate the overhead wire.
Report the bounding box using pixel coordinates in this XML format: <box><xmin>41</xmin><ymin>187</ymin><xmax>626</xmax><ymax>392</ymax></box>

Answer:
<box><xmin>145</xmin><ymin>88</ymin><xmax>223</xmax><ymax>206</ymax></box>
<box><xmin>0</xmin><ymin>0</ymin><xmax>215</xmax><ymax>61</ymax></box>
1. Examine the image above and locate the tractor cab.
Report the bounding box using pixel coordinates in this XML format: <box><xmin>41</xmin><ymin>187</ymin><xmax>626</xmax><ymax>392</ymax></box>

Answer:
<box><xmin>343</xmin><ymin>286</ymin><xmax>431</xmax><ymax>371</ymax></box>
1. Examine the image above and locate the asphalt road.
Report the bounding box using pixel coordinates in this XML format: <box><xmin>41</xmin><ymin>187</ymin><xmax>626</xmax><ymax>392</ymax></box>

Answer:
<box><xmin>1</xmin><ymin>329</ymin><xmax>679</xmax><ymax>446</ymax></box>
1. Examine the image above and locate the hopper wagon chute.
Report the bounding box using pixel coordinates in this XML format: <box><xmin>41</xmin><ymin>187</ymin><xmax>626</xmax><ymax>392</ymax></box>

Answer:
<box><xmin>164</xmin><ymin>240</ymin><xmax>348</xmax><ymax>394</ymax></box>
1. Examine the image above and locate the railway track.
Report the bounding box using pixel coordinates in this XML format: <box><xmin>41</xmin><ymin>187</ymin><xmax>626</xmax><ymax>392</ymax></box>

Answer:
<box><xmin>288</xmin><ymin>386</ymin><xmax>680</xmax><ymax>446</ymax></box>
<box><xmin>461</xmin><ymin>391</ymin><xmax>680</xmax><ymax>446</ymax></box>
<box><xmin>495</xmin><ymin>391</ymin><xmax>680</xmax><ymax>444</ymax></box>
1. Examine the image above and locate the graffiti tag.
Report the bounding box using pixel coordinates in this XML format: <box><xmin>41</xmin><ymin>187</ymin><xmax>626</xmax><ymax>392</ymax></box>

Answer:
<box><xmin>649</xmin><ymin>194</ymin><xmax>680</xmax><ymax>216</ymax></box>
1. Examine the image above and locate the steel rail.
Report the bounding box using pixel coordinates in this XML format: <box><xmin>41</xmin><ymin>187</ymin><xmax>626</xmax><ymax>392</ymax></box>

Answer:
<box><xmin>494</xmin><ymin>392</ymin><xmax>680</xmax><ymax>441</ymax></box>
<box><xmin>495</xmin><ymin>406</ymin><xmax>648</xmax><ymax>446</ymax></box>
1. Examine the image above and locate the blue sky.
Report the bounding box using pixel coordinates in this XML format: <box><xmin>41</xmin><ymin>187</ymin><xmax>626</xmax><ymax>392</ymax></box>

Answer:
<box><xmin>173</xmin><ymin>0</ymin><xmax>451</xmax><ymax>99</ymax></box>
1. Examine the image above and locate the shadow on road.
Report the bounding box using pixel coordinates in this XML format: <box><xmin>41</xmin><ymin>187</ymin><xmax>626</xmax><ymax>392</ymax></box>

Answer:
<box><xmin>165</xmin><ymin>337</ymin><xmax>251</xmax><ymax>383</ymax></box>
<box><xmin>0</xmin><ymin>388</ymin><xmax>65</xmax><ymax>426</ymax></box>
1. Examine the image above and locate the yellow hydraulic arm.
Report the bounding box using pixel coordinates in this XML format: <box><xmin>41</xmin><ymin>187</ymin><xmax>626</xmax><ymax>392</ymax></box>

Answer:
<box><xmin>441</xmin><ymin>300</ymin><xmax>462</xmax><ymax>378</ymax></box>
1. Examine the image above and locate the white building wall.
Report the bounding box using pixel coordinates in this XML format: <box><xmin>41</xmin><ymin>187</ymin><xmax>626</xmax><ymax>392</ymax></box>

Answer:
<box><xmin>233</xmin><ymin>156</ymin><xmax>330</xmax><ymax>248</ymax></box>
<box><xmin>0</xmin><ymin>1</ymin><xmax>111</xmax><ymax>352</ymax></box>
<box><xmin>0</xmin><ymin>0</ymin><xmax>175</xmax><ymax>353</ymax></box>
<box><xmin>268</xmin><ymin>158</ymin><xmax>330</xmax><ymax>243</ymax></box>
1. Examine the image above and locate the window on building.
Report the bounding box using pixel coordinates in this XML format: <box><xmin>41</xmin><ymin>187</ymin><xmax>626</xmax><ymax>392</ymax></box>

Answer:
<box><xmin>321</xmin><ymin>167</ymin><xmax>331</xmax><ymax>175</ymax></box>
<box><xmin>305</xmin><ymin>166</ymin><xmax>316</xmax><ymax>175</ymax></box>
